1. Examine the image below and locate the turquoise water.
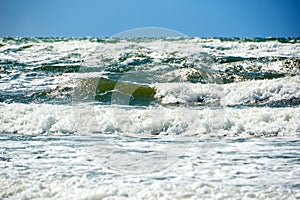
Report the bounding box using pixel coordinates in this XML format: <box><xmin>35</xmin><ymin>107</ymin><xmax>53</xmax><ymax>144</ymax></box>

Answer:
<box><xmin>0</xmin><ymin>37</ymin><xmax>299</xmax><ymax>199</ymax></box>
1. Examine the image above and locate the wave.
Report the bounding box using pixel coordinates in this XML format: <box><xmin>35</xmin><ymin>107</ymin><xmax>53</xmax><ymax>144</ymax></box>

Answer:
<box><xmin>1</xmin><ymin>37</ymin><xmax>299</xmax><ymax>137</ymax></box>
<box><xmin>153</xmin><ymin>76</ymin><xmax>300</xmax><ymax>106</ymax></box>
<box><xmin>70</xmin><ymin>76</ymin><xmax>300</xmax><ymax>106</ymax></box>
<box><xmin>1</xmin><ymin>37</ymin><xmax>299</xmax><ymax>104</ymax></box>
<box><xmin>4</xmin><ymin>75</ymin><xmax>296</xmax><ymax>107</ymax></box>
<box><xmin>0</xmin><ymin>103</ymin><xmax>299</xmax><ymax>137</ymax></box>
<box><xmin>73</xmin><ymin>77</ymin><xmax>156</xmax><ymax>106</ymax></box>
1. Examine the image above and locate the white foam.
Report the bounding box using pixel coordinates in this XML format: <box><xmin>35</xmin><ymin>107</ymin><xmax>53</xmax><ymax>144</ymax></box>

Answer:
<box><xmin>1</xmin><ymin>138</ymin><xmax>299</xmax><ymax>199</ymax></box>
<box><xmin>153</xmin><ymin>76</ymin><xmax>300</xmax><ymax>105</ymax></box>
<box><xmin>0</xmin><ymin>103</ymin><xmax>75</xmax><ymax>135</ymax></box>
<box><xmin>0</xmin><ymin>103</ymin><xmax>299</xmax><ymax>137</ymax></box>
<box><xmin>1</xmin><ymin>174</ymin><xmax>298</xmax><ymax>199</ymax></box>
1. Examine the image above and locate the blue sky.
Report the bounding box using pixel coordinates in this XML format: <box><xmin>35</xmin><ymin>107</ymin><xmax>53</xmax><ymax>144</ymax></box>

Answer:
<box><xmin>0</xmin><ymin>0</ymin><xmax>299</xmax><ymax>37</ymax></box>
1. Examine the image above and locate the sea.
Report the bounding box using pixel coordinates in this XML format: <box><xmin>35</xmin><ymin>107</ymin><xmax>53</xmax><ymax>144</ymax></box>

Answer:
<box><xmin>0</xmin><ymin>37</ymin><xmax>299</xmax><ymax>199</ymax></box>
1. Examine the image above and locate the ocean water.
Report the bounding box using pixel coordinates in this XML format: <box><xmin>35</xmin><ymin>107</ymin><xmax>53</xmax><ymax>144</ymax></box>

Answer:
<box><xmin>0</xmin><ymin>37</ymin><xmax>299</xmax><ymax>199</ymax></box>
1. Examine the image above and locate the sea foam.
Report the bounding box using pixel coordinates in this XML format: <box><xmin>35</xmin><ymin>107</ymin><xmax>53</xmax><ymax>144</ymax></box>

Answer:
<box><xmin>1</xmin><ymin>103</ymin><xmax>299</xmax><ymax>137</ymax></box>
